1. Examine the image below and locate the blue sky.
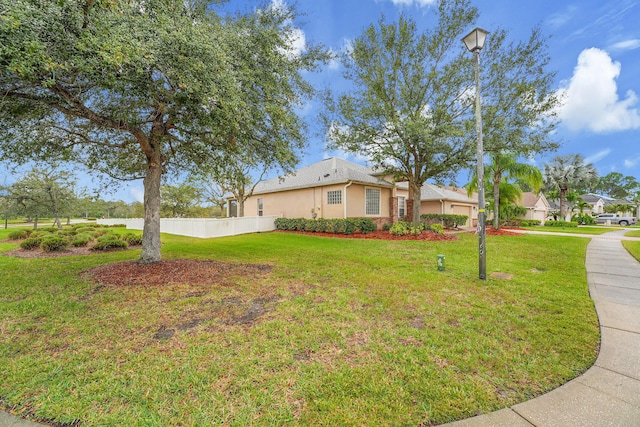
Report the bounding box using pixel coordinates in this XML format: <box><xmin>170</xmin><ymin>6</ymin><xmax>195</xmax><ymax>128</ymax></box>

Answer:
<box><xmin>296</xmin><ymin>0</ymin><xmax>640</xmax><ymax>184</ymax></box>
<box><xmin>4</xmin><ymin>0</ymin><xmax>639</xmax><ymax>203</ymax></box>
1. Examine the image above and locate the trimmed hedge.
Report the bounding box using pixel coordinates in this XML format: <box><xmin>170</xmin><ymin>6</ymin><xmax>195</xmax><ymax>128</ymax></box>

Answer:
<box><xmin>544</xmin><ymin>220</ymin><xmax>579</xmax><ymax>228</ymax></box>
<box><xmin>500</xmin><ymin>219</ymin><xmax>542</xmax><ymax>227</ymax></box>
<box><xmin>122</xmin><ymin>233</ymin><xmax>143</xmax><ymax>246</ymax></box>
<box><xmin>20</xmin><ymin>237</ymin><xmax>43</xmax><ymax>250</ymax></box>
<box><xmin>8</xmin><ymin>230</ymin><xmax>28</xmax><ymax>240</ymax></box>
<box><xmin>420</xmin><ymin>213</ymin><xmax>468</xmax><ymax>228</ymax></box>
<box><xmin>40</xmin><ymin>235</ymin><xmax>69</xmax><ymax>252</ymax></box>
<box><xmin>274</xmin><ymin>218</ymin><xmax>377</xmax><ymax>235</ymax></box>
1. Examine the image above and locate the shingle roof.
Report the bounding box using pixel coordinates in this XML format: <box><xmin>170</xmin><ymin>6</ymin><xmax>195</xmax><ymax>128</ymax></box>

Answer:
<box><xmin>252</xmin><ymin>157</ymin><xmax>393</xmax><ymax>195</ymax></box>
<box><xmin>396</xmin><ymin>182</ymin><xmax>477</xmax><ymax>203</ymax></box>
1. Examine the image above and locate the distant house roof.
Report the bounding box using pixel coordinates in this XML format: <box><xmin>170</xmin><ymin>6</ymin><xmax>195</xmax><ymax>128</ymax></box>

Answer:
<box><xmin>396</xmin><ymin>182</ymin><xmax>477</xmax><ymax>204</ymax></box>
<box><xmin>581</xmin><ymin>193</ymin><xmax>604</xmax><ymax>204</ymax></box>
<box><xmin>252</xmin><ymin>157</ymin><xmax>393</xmax><ymax>195</ymax></box>
<box><xmin>518</xmin><ymin>192</ymin><xmax>550</xmax><ymax>209</ymax></box>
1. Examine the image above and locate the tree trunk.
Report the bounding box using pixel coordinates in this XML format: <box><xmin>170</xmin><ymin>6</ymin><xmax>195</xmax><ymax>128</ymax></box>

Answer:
<box><xmin>238</xmin><ymin>200</ymin><xmax>245</xmax><ymax>217</ymax></box>
<box><xmin>493</xmin><ymin>175</ymin><xmax>500</xmax><ymax>230</ymax></box>
<box><xmin>54</xmin><ymin>215</ymin><xmax>62</xmax><ymax>230</ymax></box>
<box><xmin>140</xmin><ymin>153</ymin><xmax>163</xmax><ymax>264</ymax></box>
<box><xmin>410</xmin><ymin>181</ymin><xmax>421</xmax><ymax>226</ymax></box>
<box><xmin>559</xmin><ymin>188</ymin><xmax>567</xmax><ymax>220</ymax></box>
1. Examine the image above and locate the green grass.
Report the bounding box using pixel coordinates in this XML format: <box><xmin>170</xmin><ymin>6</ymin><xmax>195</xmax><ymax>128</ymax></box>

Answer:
<box><xmin>625</xmin><ymin>230</ymin><xmax>640</xmax><ymax>238</ymax></box>
<box><xmin>523</xmin><ymin>226</ymin><xmax>617</xmax><ymax>235</ymax></box>
<box><xmin>0</xmin><ymin>229</ymin><xmax>599</xmax><ymax>426</ymax></box>
<box><xmin>623</xmin><ymin>239</ymin><xmax>640</xmax><ymax>262</ymax></box>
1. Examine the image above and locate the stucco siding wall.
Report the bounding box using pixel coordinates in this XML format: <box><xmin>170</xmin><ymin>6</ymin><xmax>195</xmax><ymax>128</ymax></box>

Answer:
<box><xmin>421</xmin><ymin>201</ymin><xmax>443</xmax><ymax>215</ymax></box>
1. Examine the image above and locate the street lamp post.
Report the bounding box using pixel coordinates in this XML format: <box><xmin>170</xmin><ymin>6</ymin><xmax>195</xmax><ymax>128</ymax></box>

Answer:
<box><xmin>462</xmin><ymin>27</ymin><xmax>489</xmax><ymax>280</ymax></box>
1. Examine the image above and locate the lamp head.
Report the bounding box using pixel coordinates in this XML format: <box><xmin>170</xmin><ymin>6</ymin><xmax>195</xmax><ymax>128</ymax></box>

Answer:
<box><xmin>462</xmin><ymin>27</ymin><xmax>489</xmax><ymax>53</ymax></box>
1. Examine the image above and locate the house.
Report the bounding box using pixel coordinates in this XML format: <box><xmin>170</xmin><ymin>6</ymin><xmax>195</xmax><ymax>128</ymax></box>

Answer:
<box><xmin>517</xmin><ymin>192</ymin><xmax>551</xmax><ymax>224</ymax></box>
<box><xmin>235</xmin><ymin>157</ymin><xmax>478</xmax><ymax>227</ymax></box>
<box><xmin>580</xmin><ymin>194</ymin><xmax>606</xmax><ymax>215</ymax></box>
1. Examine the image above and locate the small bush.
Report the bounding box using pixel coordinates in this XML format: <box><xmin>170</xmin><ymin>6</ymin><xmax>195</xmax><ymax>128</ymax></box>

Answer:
<box><xmin>420</xmin><ymin>214</ymin><xmax>468</xmax><ymax>228</ymax></box>
<box><xmin>8</xmin><ymin>230</ymin><xmax>28</xmax><ymax>240</ymax></box>
<box><xmin>75</xmin><ymin>227</ymin><xmax>95</xmax><ymax>234</ymax></box>
<box><xmin>40</xmin><ymin>235</ymin><xmax>69</xmax><ymax>252</ymax></box>
<box><xmin>429</xmin><ymin>223</ymin><xmax>445</xmax><ymax>234</ymax></box>
<box><xmin>389</xmin><ymin>221</ymin><xmax>410</xmax><ymax>236</ymax></box>
<box><xmin>72</xmin><ymin>233</ymin><xmax>93</xmax><ymax>247</ymax></box>
<box><xmin>91</xmin><ymin>238</ymin><xmax>128</xmax><ymax>251</ymax></box>
<box><xmin>122</xmin><ymin>233</ymin><xmax>143</xmax><ymax>245</ymax></box>
<box><xmin>20</xmin><ymin>237</ymin><xmax>43</xmax><ymax>250</ymax></box>
<box><xmin>110</xmin><ymin>224</ymin><xmax>126</xmax><ymax>228</ymax></box>
<box><xmin>572</xmin><ymin>213</ymin><xmax>595</xmax><ymax>225</ymax></box>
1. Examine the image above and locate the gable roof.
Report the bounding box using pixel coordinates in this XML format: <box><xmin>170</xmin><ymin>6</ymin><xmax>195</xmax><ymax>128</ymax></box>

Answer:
<box><xmin>252</xmin><ymin>157</ymin><xmax>393</xmax><ymax>195</ymax></box>
<box><xmin>396</xmin><ymin>182</ymin><xmax>477</xmax><ymax>204</ymax></box>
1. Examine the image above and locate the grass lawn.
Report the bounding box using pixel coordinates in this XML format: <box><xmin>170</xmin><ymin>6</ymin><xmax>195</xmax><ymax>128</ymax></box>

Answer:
<box><xmin>625</xmin><ymin>230</ymin><xmax>640</xmax><ymax>238</ymax></box>
<box><xmin>623</xmin><ymin>239</ymin><xmax>640</xmax><ymax>262</ymax></box>
<box><xmin>0</xmin><ymin>229</ymin><xmax>599</xmax><ymax>426</ymax></box>
<box><xmin>521</xmin><ymin>226</ymin><xmax>618</xmax><ymax>235</ymax></box>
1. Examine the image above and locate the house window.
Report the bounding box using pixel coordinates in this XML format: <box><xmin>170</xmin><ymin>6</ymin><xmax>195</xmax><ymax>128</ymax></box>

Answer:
<box><xmin>257</xmin><ymin>198</ymin><xmax>263</xmax><ymax>216</ymax></box>
<box><xmin>398</xmin><ymin>196</ymin><xmax>406</xmax><ymax>218</ymax></box>
<box><xmin>365</xmin><ymin>188</ymin><xmax>381</xmax><ymax>216</ymax></box>
<box><xmin>327</xmin><ymin>190</ymin><xmax>342</xmax><ymax>205</ymax></box>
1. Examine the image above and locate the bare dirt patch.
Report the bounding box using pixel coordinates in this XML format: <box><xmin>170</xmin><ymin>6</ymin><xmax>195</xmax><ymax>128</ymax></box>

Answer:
<box><xmin>83</xmin><ymin>259</ymin><xmax>273</xmax><ymax>288</ymax></box>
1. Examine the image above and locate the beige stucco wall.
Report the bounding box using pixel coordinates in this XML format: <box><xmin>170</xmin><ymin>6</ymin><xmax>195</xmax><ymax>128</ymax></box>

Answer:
<box><xmin>243</xmin><ymin>183</ymin><xmax>391</xmax><ymax>220</ymax></box>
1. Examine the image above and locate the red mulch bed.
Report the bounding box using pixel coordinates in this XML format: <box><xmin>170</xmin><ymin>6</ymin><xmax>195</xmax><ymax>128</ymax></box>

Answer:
<box><xmin>275</xmin><ymin>229</ymin><xmax>459</xmax><ymax>241</ymax></box>
<box><xmin>83</xmin><ymin>259</ymin><xmax>272</xmax><ymax>288</ymax></box>
<box><xmin>476</xmin><ymin>227</ymin><xmax>523</xmax><ymax>236</ymax></box>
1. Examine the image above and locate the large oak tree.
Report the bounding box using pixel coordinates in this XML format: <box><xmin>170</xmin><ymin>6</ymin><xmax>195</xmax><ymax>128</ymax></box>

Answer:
<box><xmin>0</xmin><ymin>0</ymin><xmax>326</xmax><ymax>263</ymax></box>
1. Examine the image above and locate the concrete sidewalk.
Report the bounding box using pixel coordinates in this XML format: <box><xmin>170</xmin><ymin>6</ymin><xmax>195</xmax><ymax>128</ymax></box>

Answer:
<box><xmin>446</xmin><ymin>228</ymin><xmax>640</xmax><ymax>426</ymax></box>
<box><xmin>2</xmin><ymin>229</ymin><xmax>640</xmax><ymax>427</ymax></box>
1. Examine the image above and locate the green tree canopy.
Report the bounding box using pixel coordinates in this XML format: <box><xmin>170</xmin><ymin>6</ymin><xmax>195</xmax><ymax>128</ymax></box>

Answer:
<box><xmin>543</xmin><ymin>154</ymin><xmax>598</xmax><ymax>220</ymax></box>
<box><xmin>5</xmin><ymin>166</ymin><xmax>78</xmax><ymax>229</ymax></box>
<box><xmin>0</xmin><ymin>0</ymin><xmax>327</xmax><ymax>262</ymax></box>
<box><xmin>596</xmin><ymin>172</ymin><xmax>639</xmax><ymax>200</ymax></box>
<box><xmin>323</xmin><ymin>0</ymin><xmax>559</xmax><ymax>226</ymax></box>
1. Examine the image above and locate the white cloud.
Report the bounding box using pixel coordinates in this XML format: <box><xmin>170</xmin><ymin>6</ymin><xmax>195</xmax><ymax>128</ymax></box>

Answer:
<box><xmin>269</xmin><ymin>0</ymin><xmax>307</xmax><ymax>58</ymax></box>
<box><xmin>610</xmin><ymin>39</ymin><xmax>640</xmax><ymax>51</ymax></box>
<box><xmin>557</xmin><ymin>48</ymin><xmax>640</xmax><ymax>133</ymax></box>
<box><xmin>585</xmin><ymin>148</ymin><xmax>611</xmax><ymax>164</ymax></box>
<box><xmin>387</xmin><ymin>0</ymin><xmax>436</xmax><ymax>6</ymax></box>
<box><xmin>624</xmin><ymin>155</ymin><xmax>640</xmax><ymax>168</ymax></box>
<box><xmin>327</xmin><ymin>48</ymin><xmax>340</xmax><ymax>70</ymax></box>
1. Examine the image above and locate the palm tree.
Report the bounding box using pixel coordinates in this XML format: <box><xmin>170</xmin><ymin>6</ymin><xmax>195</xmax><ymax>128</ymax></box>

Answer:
<box><xmin>467</xmin><ymin>152</ymin><xmax>543</xmax><ymax>229</ymax></box>
<box><xmin>543</xmin><ymin>155</ymin><xmax>598</xmax><ymax>220</ymax></box>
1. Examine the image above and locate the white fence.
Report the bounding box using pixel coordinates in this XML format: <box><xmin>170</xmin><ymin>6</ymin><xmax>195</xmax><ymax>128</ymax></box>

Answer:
<box><xmin>97</xmin><ymin>216</ymin><xmax>280</xmax><ymax>239</ymax></box>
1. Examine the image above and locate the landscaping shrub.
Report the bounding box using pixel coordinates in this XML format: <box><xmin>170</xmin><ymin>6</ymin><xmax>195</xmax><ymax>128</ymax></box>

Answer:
<box><xmin>544</xmin><ymin>220</ymin><xmax>578</xmax><ymax>228</ymax></box>
<box><xmin>389</xmin><ymin>221</ymin><xmax>410</xmax><ymax>236</ymax></box>
<box><xmin>72</xmin><ymin>233</ymin><xmax>93</xmax><ymax>247</ymax></box>
<box><xmin>122</xmin><ymin>233</ymin><xmax>143</xmax><ymax>246</ymax></box>
<box><xmin>91</xmin><ymin>236</ymin><xmax>128</xmax><ymax>251</ymax></box>
<box><xmin>40</xmin><ymin>235</ymin><xmax>69</xmax><ymax>252</ymax></box>
<box><xmin>572</xmin><ymin>213</ymin><xmax>595</xmax><ymax>225</ymax></box>
<box><xmin>110</xmin><ymin>224</ymin><xmax>126</xmax><ymax>228</ymax></box>
<box><xmin>275</xmin><ymin>218</ymin><xmax>376</xmax><ymax>235</ymax></box>
<box><xmin>429</xmin><ymin>223</ymin><xmax>445</xmax><ymax>234</ymax></box>
<box><xmin>8</xmin><ymin>230</ymin><xmax>28</xmax><ymax>240</ymax></box>
<box><xmin>420</xmin><ymin>213</ymin><xmax>468</xmax><ymax>228</ymax></box>
<box><xmin>20</xmin><ymin>237</ymin><xmax>43</xmax><ymax>250</ymax></box>
<box><xmin>75</xmin><ymin>227</ymin><xmax>96</xmax><ymax>234</ymax></box>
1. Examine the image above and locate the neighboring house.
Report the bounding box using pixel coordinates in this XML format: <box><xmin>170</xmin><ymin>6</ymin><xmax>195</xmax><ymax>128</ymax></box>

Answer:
<box><xmin>517</xmin><ymin>192</ymin><xmax>551</xmax><ymax>224</ymax></box>
<box><xmin>394</xmin><ymin>183</ymin><xmax>478</xmax><ymax>227</ymax></box>
<box><xmin>233</xmin><ymin>157</ymin><xmax>478</xmax><ymax>227</ymax></box>
<box><xmin>580</xmin><ymin>193</ymin><xmax>606</xmax><ymax>215</ymax></box>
